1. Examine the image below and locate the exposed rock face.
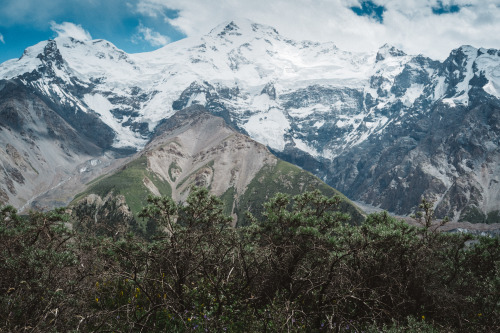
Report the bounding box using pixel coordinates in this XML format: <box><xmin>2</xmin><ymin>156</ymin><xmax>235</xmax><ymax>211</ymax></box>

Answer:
<box><xmin>169</xmin><ymin>42</ymin><xmax>500</xmax><ymax>222</ymax></box>
<box><xmin>318</xmin><ymin>98</ymin><xmax>500</xmax><ymax>223</ymax></box>
<box><xmin>0</xmin><ymin>80</ymin><xmax>110</xmax><ymax>209</ymax></box>
<box><xmin>148</xmin><ymin>106</ymin><xmax>276</xmax><ymax>205</ymax></box>
<box><xmin>72</xmin><ymin>106</ymin><xmax>364</xmax><ymax>229</ymax></box>
<box><xmin>1</xmin><ymin>19</ymin><xmax>499</xmax><ymax>222</ymax></box>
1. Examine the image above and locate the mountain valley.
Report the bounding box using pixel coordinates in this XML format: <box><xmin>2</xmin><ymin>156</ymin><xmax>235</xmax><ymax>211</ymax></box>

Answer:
<box><xmin>1</xmin><ymin>18</ymin><xmax>499</xmax><ymax>224</ymax></box>
<box><xmin>69</xmin><ymin>106</ymin><xmax>363</xmax><ymax>234</ymax></box>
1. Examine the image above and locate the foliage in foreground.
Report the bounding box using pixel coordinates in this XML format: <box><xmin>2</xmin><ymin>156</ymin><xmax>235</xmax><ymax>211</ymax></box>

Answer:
<box><xmin>1</xmin><ymin>188</ymin><xmax>499</xmax><ymax>332</ymax></box>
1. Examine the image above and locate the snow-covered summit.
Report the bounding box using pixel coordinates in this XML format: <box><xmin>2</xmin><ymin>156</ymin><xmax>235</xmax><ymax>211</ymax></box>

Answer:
<box><xmin>1</xmin><ymin>19</ymin><xmax>499</xmax><ymax>152</ymax></box>
<box><xmin>208</xmin><ymin>18</ymin><xmax>281</xmax><ymax>40</ymax></box>
<box><xmin>1</xmin><ymin>18</ymin><xmax>500</xmax><ymax>222</ymax></box>
<box><xmin>376</xmin><ymin>44</ymin><xmax>406</xmax><ymax>62</ymax></box>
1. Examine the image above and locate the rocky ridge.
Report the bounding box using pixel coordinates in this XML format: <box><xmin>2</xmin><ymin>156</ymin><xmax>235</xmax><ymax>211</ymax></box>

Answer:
<box><xmin>71</xmin><ymin>106</ymin><xmax>364</xmax><ymax>229</ymax></box>
<box><xmin>0</xmin><ymin>19</ymin><xmax>499</xmax><ymax>222</ymax></box>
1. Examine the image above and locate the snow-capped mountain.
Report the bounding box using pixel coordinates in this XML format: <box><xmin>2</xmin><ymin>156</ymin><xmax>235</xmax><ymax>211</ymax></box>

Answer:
<box><xmin>1</xmin><ymin>18</ymin><xmax>499</xmax><ymax>222</ymax></box>
<box><xmin>69</xmin><ymin>105</ymin><xmax>364</xmax><ymax>231</ymax></box>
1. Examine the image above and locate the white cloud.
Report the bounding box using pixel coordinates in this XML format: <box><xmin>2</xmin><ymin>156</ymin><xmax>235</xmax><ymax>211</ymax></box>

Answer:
<box><xmin>132</xmin><ymin>23</ymin><xmax>170</xmax><ymax>47</ymax></box>
<box><xmin>50</xmin><ymin>21</ymin><xmax>92</xmax><ymax>41</ymax></box>
<box><xmin>136</xmin><ymin>1</ymin><xmax>169</xmax><ymax>19</ymax></box>
<box><xmin>136</xmin><ymin>0</ymin><xmax>500</xmax><ymax>60</ymax></box>
<box><xmin>0</xmin><ymin>33</ymin><xmax>4</xmax><ymax>44</ymax></box>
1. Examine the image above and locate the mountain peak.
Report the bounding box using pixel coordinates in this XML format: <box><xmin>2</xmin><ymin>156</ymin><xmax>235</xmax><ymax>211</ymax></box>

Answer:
<box><xmin>456</xmin><ymin>44</ymin><xmax>477</xmax><ymax>54</ymax></box>
<box><xmin>376</xmin><ymin>43</ymin><xmax>406</xmax><ymax>62</ymax></box>
<box><xmin>442</xmin><ymin>45</ymin><xmax>478</xmax><ymax>70</ymax></box>
<box><xmin>36</xmin><ymin>40</ymin><xmax>63</xmax><ymax>61</ymax></box>
<box><xmin>208</xmin><ymin>18</ymin><xmax>280</xmax><ymax>39</ymax></box>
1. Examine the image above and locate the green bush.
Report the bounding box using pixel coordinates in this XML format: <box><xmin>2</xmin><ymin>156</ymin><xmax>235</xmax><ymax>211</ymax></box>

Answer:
<box><xmin>1</xmin><ymin>191</ymin><xmax>499</xmax><ymax>332</ymax></box>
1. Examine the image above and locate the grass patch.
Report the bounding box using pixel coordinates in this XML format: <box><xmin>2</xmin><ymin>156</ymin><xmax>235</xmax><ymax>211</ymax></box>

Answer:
<box><xmin>168</xmin><ymin>161</ymin><xmax>182</xmax><ymax>182</ymax></box>
<box><xmin>72</xmin><ymin>157</ymin><xmax>363</xmax><ymax>231</ymax></box>
<box><xmin>458</xmin><ymin>206</ymin><xmax>500</xmax><ymax>224</ymax></box>
<box><xmin>459</xmin><ymin>206</ymin><xmax>486</xmax><ymax>224</ymax></box>
<box><xmin>176</xmin><ymin>160</ymin><xmax>215</xmax><ymax>190</ymax></box>
<box><xmin>235</xmin><ymin>160</ymin><xmax>364</xmax><ymax>226</ymax></box>
<box><xmin>72</xmin><ymin>156</ymin><xmax>172</xmax><ymax>222</ymax></box>
<box><xmin>486</xmin><ymin>210</ymin><xmax>500</xmax><ymax>224</ymax></box>
<box><xmin>84</xmin><ymin>172</ymin><xmax>109</xmax><ymax>186</ymax></box>
<box><xmin>220</xmin><ymin>186</ymin><xmax>236</xmax><ymax>217</ymax></box>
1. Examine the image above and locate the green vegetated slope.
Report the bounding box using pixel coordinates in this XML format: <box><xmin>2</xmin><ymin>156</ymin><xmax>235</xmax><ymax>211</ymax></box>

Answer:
<box><xmin>72</xmin><ymin>156</ymin><xmax>172</xmax><ymax>219</ymax></box>
<box><xmin>234</xmin><ymin>160</ymin><xmax>364</xmax><ymax>226</ymax></box>
<box><xmin>73</xmin><ymin>156</ymin><xmax>364</xmax><ymax>233</ymax></box>
<box><xmin>71</xmin><ymin>109</ymin><xmax>364</xmax><ymax>232</ymax></box>
<box><xmin>460</xmin><ymin>206</ymin><xmax>500</xmax><ymax>224</ymax></box>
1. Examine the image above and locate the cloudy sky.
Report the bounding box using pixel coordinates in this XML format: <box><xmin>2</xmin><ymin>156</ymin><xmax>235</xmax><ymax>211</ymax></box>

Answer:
<box><xmin>0</xmin><ymin>0</ymin><xmax>499</xmax><ymax>63</ymax></box>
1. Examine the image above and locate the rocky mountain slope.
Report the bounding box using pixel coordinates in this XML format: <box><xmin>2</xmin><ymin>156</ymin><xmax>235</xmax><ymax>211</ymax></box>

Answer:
<box><xmin>1</xmin><ymin>18</ymin><xmax>499</xmax><ymax>222</ymax></box>
<box><xmin>71</xmin><ymin>106</ymin><xmax>364</xmax><ymax>231</ymax></box>
<box><xmin>0</xmin><ymin>79</ymin><xmax>123</xmax><ymax>210</ymax></box>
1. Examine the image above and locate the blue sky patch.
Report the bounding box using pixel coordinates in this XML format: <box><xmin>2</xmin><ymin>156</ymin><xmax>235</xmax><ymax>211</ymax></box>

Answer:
<box><xmin>0</xmin><ymin>1</ymin><xmax>497</xmax><ymax>64</ymax></box>
<box><xmin>350</xmin><ymin>1</ymin><xmax>386</xmax><ymax>23</ymax></box>
<box><xmin>432</xmin><ymin>1</ymin><xmax>461</xmax><ymax>15</ymax></box>
<box><xmin>0</xmin><ymin>0</ymin><xmax>185</xmax><ymax>63</ymax></box>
